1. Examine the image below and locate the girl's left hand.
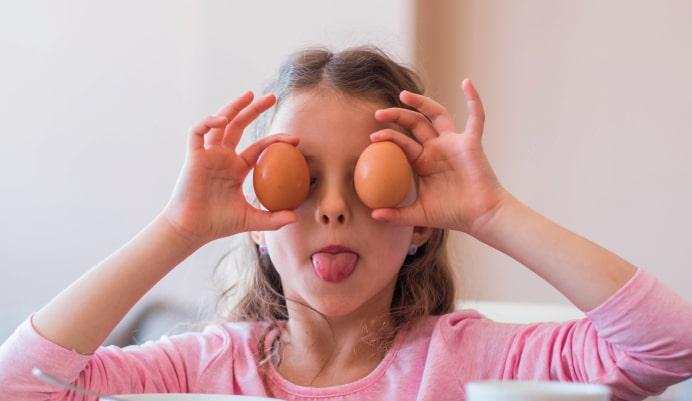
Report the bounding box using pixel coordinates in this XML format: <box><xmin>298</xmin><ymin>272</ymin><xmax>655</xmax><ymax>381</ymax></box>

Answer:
<box><xmin>369</xmin><ymin>78</ymin><xmax>511</xmax><ymax>236</ymax></box>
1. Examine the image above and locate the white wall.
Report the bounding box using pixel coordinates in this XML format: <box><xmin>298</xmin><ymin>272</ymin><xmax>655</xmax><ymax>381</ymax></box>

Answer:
<box><xmin>0</xmin><ymin>0</ymin><xmax>414</xmax><ymax>340</ymax></box>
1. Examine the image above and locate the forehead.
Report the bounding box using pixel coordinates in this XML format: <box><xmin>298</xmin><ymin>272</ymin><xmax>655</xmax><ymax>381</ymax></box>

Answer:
<box><xmin>269</xmin><ymin>90</ymin><xmax>399</xmax><ymax>164</ymax></box>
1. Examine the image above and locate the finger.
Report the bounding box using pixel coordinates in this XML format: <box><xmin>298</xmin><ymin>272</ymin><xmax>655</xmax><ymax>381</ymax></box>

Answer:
<box><xmin>187</xmin><ymin>115</ymin><xmax>229</xmax><ymax>151</ymax></box>
<box><xmin>238</xmin><ymin>133</ymin><xmax>300</xmax><ymax>167</ymax></box>
<box><xmin>206</xmin><ymin>91</ymin><xmax>255</xmax><ymax>147</ymax></box>
<box><xmin>222</xmin><ymin>93</ymin><xmax>277</xmax><ymax>150</ymax></box>
<box><xmin>369</xmin><ymin>129</ymin><xmax>423</xmax><ymax>165</ymax></box>
<box><xmin>371</xmin><ymin>201</ymin><xmax>426</xmax><ymax>227</ymax></box>
<box><xmin>461</xmin><ymin>78</ymin><xmax>486</xmax><ymax>139</ymax></box>
<box><xmin>374</xmin><ymin>107</ymin><xmax>438</xmax><ymax>143</ymax></box>
<box><xmin>399</xmin><ymin>90</ymin><xmax>457</xmax><ymax>135</ymax></box>
<box><xmin>215</xmin><ymin>90</ymin><xmax>253</xmax><ymax>116</ymax></box>
<box><xmin>246</xmin><ymin>208</ymin><xmax>298</xmax><ymax>231</ymax></box>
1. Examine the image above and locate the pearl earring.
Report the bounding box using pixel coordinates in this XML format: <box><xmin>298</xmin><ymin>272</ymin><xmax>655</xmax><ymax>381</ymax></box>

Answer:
<box><xmin>407</xmin><ymin>244</ymin><xmax>418</xmax><ymax>255</ymax></box>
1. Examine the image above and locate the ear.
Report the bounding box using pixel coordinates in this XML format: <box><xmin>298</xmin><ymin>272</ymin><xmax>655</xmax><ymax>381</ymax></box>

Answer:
<box><xmin>411</xmin><ymin>225</ymin><xmax>434</xmax><ymax>247</ymax></box>
<box><xmin>250</xmin><ymin>230</ymin><xmax>265</xmax><ymax>247</ymax></box>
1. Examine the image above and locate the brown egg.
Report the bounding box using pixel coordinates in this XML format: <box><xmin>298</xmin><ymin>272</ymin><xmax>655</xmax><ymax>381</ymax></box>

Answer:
<box><xmin>253</xmin><ymin>142</ymin><xmax>309</xmax><ymax>211</ymax></box>
<box><xmin>354</xmin><ymin>141</ymin><xmax>412</xmax><ymax>209</ymax></box>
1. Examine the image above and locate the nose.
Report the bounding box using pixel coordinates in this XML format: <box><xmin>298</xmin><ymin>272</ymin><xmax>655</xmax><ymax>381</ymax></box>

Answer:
<box><xmin>314</xmin><ymin>183</ymin><xmax>351</xmax><ymax>226</ymax></box>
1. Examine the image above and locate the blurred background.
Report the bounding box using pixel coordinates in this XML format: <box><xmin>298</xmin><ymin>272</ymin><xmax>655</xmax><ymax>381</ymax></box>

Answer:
<box><xmin>1</xmin><ymin>1</ymin><xmax>690</xmax><ymax>399</ymax></box>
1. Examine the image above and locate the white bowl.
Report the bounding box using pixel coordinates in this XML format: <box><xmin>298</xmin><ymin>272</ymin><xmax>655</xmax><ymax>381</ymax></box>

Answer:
<box><xmin>106</xmin><ymin>395</ymin><xmax>283</xmax><ymax>401</ymax></box>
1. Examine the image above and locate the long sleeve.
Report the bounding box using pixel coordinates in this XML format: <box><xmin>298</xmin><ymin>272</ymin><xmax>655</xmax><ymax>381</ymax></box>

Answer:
<box><xmin>439</xmin><ymin>267</ymin><xmax>692</xmax><ymax>401</ymax></box>
<box><xmin>0</xmin><ymin>313</ymin><xmax>231</xmax><ymax>401</ymax></box>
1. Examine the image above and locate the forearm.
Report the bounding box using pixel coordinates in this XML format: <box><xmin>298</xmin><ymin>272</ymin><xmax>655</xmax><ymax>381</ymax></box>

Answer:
<box><xmin>471</xmin><ymin>191</ymin><xmax>637</xmax><ymax>312</ymax></box>
<box><xmin>32</xmin><ymin>213</ymin><xmax>202</xmax><ymax>355</ymax></box>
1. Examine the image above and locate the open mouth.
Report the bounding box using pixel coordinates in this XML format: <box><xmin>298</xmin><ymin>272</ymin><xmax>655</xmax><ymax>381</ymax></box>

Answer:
<box><xmin>310</xmin><ymin>252</ymin><xmax>359</xmax><ymax>283</ymax></box>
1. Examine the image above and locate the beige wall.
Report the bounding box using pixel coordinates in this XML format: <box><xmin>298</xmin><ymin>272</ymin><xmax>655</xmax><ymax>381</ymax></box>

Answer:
<box><xmin>415</xmin><ymin>0</ymin><xmax>692</xmax><ymax>304</ymax></box>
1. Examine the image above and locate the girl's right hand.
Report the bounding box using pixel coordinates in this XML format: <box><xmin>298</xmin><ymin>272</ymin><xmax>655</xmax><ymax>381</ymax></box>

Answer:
<box><xmin>161</xmin><ymin>91</ymin><xmax>299</xmax><ymax>248</ymax></box>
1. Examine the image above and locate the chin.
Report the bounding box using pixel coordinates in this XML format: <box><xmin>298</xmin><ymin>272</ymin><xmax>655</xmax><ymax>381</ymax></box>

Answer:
<box><xmin>294</xmin><ymin>280</ymin><xmax>397</xmax><ymax>320</ymax></box>
<box><xmin>279</xmin><ymin>259</ymin><xmax>399</xmax><ymax>319</ymax></box>
<box><xmin>309</xmin><ymin>295</ymin><xmax>368</xmax><ymax>317</ymax></box>
<box><xmin>287</xmin><ymin>287</ymin><xmax>369</xmax><ymax>318</ymax></box>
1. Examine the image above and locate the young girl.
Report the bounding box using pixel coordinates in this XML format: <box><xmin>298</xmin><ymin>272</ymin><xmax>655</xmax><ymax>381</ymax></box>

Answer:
<box><xmin>1</xmin><ymin>45</ymin><xmax>690</xmax><ymax>401</ymax></box>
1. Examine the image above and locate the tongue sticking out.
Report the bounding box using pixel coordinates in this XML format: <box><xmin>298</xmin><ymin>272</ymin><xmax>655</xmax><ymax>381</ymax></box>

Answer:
<box><xmin>311</xmin><ymin>252</ymin><xmax>358</xmax><ymax>283</ymax></box>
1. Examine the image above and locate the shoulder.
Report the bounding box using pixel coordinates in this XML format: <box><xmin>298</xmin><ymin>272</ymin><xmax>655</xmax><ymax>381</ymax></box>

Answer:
<box><xmin>431</xmin><ymin>308</ymin><xmax>491</xmax><ymax>332</ymax></box>
<box><xmin>138</xmin><ymin>320</ymin><xmax>272</xmax><ymax>370</ymax></box>
<box><xmin>427</xmin><ymin>309</ymin><xmax>528</xmax><ymax>348</ymax></box>
<box><xmin>195</xmin><ymin>319</ymin><xmax>273</xmax><ymax>351</ymax></box>
<box><xmin>388</xmin><ymin>310</ymin><xmax>519</xmax><ymax>379</ymax></box>
<box><xmin>398</xmin><ymin>309</ymin><xmax>496</xmax><ymax>351</ymax></box>
<box><xmin>419</xmin><ymin>310</ymin><xmax>534</xmax><ymax>378</ymax></box>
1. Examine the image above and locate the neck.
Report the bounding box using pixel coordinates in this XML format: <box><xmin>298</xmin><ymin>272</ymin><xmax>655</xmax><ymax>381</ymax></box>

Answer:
<box><xmin>276</xmin><ymin>281</ymin><xmax>398</xmax><ymax>386</ymax></box>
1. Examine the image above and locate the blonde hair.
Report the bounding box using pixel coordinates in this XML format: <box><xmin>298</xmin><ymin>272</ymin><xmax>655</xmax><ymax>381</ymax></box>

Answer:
<box><xmin>211</xmin><ymin>44</ymin><xmax>457</xmax><ymax>386</ymax></box>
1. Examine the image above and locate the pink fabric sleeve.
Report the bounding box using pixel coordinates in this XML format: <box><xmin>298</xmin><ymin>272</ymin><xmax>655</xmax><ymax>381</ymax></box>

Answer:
<box><xmin>0</xmin><ymin>313</ymin><xmax>230</xmax><ymax>401</ymax></box>
<box><xmin>440</xmin><ymin>267</ymin><xmax>692</xmax><ymax>401</ymax></box>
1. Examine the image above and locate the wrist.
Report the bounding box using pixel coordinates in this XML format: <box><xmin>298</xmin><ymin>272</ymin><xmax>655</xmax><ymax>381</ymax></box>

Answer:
<box><xmin>468</xmin><ymin>187</ymin><xmax>519</xmax><ymax>241</ymax></box>
<box><xmin>154</xmin><ymin>211</ymin><xmax>207</xmax><ymax>253</ymax></box>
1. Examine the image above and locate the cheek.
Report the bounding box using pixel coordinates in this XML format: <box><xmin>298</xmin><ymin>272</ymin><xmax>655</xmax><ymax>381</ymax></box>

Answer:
<box><xmin>365</xmin><ymin>225</ymin><xmax>413</xmax><ymax>268</ymax></box>
<box><xmin>265</xmin><ymin>226</ymin><xmax>305</xmax><ymax>264</ymax></box>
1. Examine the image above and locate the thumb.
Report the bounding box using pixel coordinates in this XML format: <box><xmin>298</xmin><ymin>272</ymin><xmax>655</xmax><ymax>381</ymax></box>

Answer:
<box><xmin>246</xmin><ymin>208</ymin><xmax>298</xmax><ymax>231</ymax></box>
<box><xmin>370</xmin><ymin>203</ymin><xmax>424</xmax><ymax>227</ymax></box>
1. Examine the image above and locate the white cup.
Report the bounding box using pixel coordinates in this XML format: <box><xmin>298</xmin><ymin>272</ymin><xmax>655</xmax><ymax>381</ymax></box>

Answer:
<box><xmin>465</xmin><ymin>380</ymin><xmax>611</xmax><ymax>401</ymax></box>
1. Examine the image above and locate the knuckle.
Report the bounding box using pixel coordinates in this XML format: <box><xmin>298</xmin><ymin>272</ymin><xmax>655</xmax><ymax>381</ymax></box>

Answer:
<box><xmin>418</xmin><ymin>113</ymin><xmax>433</xmax><ymax>125</ymax></box>
<box><xmin>414</xmin><ymin>112</ymin><xmax>428</xmax><ymax>123</ymax></box>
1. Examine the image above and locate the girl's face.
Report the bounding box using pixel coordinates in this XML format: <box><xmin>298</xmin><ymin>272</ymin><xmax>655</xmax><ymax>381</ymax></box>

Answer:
<box><xmin>251</xmin><ymin>90</ymin><xmax>431</xmax><ymax>317</ymax></box>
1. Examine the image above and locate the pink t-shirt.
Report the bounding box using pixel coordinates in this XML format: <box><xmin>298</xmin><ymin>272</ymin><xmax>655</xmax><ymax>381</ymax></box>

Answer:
<box><xmin>1</xmin><ymin>267</ymin><xmax>691</xmax><ymax>401</ymax></box>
